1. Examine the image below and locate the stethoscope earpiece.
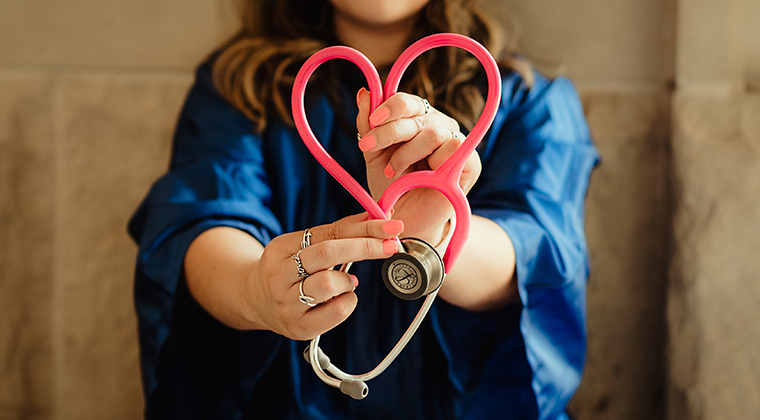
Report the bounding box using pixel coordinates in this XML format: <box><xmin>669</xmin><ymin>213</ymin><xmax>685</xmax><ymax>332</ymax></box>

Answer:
<box><xmin>303</xmin><ymin>345</ymin><xmax>369</xmax><ymax>400</ymax></box>
<box><xmin>339</xmin><ymin>379</ymin><xmax>369</xmax><ymax>400</ymax></box>
<box><xmin>382</xmin><ymin>238</ymin><xmax>444</xmax><ymax>300</ymax></box>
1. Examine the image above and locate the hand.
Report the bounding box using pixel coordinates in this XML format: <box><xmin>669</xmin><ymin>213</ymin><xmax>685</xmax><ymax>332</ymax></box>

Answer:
<box><xmin>355</xmin><ymin>89</ymin><xmax>482</xmax><ymax>244</ymax></box>
<box><xmin>248</xmin><ymin>213</ymin><xmax>404</xmax><ymax>340</ymax></box>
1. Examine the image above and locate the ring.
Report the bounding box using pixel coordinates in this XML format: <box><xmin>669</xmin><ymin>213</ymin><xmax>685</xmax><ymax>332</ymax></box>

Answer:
<box><xmin>450</xmin><ymin>130</ymin><xmax>459</xmax><ymax>140</ymax></box>
<box><xmin>356</xmin><ymin>133</ymin><xmax>362</xmax><ymax>141</ymax></box>
<box><xmin>292</xmin><ymin>249</ymin><xmax>310</xmax><ymax>278</ymax></box>
<box><xmin>421</xmin><ymin>98</ymin><xmax>431</xmax><ymax>114</ymax></box>
<box><xmin>301</xmin><ymin>228</ymin><xmax>312</xmax><ymax>250</ymax></box>
<box><xmin>299</xmin><ymin>278</ymin><xmax>316</xmax><ymax>307</ymax></box>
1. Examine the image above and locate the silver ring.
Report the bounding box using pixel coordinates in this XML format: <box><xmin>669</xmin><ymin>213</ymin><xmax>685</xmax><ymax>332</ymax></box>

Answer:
<box><xmin>292</xmin><ymin>249</ymin><xmax>310</xmax><ymax>278</ymax></box>
<box><xmin>421</xmin><ymin>98</ymin><xmax>430</xmax><ymax>114</ymax></box>
<box><xmin>299</xmin><ymin>278</ymin><xmax>316</xmax><ymax>307</ymax></box>
<box><xmin>301</xmin><ymin>228</ymin><xmax>312</xmax><ymax>250</ymax></box>
<box><xmin>356</xmin><ymin>132</ymin><xmax>362</xmax><ymax>141</ymax></box>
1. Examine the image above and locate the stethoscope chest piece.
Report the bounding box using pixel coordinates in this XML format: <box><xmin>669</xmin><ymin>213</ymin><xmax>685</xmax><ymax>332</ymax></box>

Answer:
<box><xmin>381</xmin><ymin>238</ymin><xmax>444</xmax><ymax>300</ymax></box>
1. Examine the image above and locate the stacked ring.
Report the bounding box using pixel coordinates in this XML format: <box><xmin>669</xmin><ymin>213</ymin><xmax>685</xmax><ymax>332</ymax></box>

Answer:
<box><xmin>299</xmin><ymin>276</ymin><xmax>316</xmax><ymax>307</ymax></box>
<box><xmin>301</xmin><ymin>228</ymin><xmax>312</xmax><ymax>249</ymax></box>
<box><xmin>294</xmin><ymin>229</ymin><xmax>316</xmax><ymax>307</ymax></box>
<box><xmin>421</xmin><ymin>98</ymin><xmax>431</xmax><ymax>114</ymax></box>
<box><xmin>292</xmin><ymin>250</ymin><xmax>309</xmax><ymax>278</ymax></box>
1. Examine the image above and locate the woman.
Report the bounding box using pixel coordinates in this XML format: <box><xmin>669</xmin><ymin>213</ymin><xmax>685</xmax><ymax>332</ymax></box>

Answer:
<box><xmin>128</xmin><ymin>0</ymin><xmax>599</xmax><ymax>418</ymax></box>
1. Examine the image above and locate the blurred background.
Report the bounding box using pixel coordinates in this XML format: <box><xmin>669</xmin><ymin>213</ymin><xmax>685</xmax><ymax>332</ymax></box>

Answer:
<box><xmin>1</xmin><ymin>0</ymin><xmax>758</xmax><ymax>419</ymax></box>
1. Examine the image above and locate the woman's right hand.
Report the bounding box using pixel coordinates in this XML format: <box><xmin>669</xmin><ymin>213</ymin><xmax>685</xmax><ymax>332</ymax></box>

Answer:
<box><xmin>245</xmin><ymin>213</ymin><xmax>403</xmax><ymax>340</ymax></box>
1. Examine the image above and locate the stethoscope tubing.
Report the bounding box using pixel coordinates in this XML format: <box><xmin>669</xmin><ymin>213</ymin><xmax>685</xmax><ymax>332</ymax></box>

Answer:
<box><xmin>292</xmin><ymin>47</ymin><xmax>387</xmax><ymax>220</ymax></box>
<box><xmin>292</xmin><ymin>33</ymin><xmax>502</xmax><ymax>396</ymax></box>
<box><xmin>308</xmin><ymin>288</ymin><xmax>439</xmax><ymax>386</ymax></box>
<box><xmin>292</xmin><ymin>33</ymin><xmax>502</xmax><ymax>272</ymax></box>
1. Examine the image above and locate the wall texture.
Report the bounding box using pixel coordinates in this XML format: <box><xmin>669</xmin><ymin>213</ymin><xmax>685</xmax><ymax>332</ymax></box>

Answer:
<box><xmin>0</xmin><ymin>1</ymin><xmax>757</xmax><ymax>419</ymax></box>
<box><xmin>0</xmin><ymin>1</ymin><xmax>235</xmax><ymax>418</ymax></box>
<box><xmin>667</xmin><ymin>1</ymin><xmax>760</xmax><ymax>419</ymax></box>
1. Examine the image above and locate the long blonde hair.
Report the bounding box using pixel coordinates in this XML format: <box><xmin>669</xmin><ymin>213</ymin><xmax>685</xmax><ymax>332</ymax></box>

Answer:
<box><xmin>212</xmin><ymin>0</ymin><xmax>532</xmax><ymax>131</ymax></box>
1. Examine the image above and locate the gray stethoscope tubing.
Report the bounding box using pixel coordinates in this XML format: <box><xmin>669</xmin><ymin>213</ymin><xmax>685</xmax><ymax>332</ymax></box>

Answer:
<box><xmin>304</xmin><ymin>218</ymin><xmax>456</xmax><ymax>399</ymax></box>
<box><xmin>304</xmin><ymin>272</ymin><xmax>441</xmax><ymax>399</ymax></box>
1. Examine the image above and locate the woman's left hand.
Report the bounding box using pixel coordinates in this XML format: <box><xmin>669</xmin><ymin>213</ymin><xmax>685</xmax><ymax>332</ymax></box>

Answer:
<box><xmin>355</xmin><ymin>88</ymin><xmax>482</xmax><ymax>245</ymax></box>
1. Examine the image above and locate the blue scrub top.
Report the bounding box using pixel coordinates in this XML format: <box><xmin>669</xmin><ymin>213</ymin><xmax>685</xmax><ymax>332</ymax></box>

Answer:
<box><xmin>128</xmin><ymin>59</ymin><xmax>599</xmax><ymax>420</ymax></box>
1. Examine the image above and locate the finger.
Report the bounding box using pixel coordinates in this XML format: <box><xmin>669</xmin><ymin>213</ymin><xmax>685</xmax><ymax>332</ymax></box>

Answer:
<box><xmin>385</xmin><ymin>127</ymin><xmax>454</xmax><ymax>177</ymax></box>
<box><xmin>297</xmin><ymin>237</ymin><xmax>400</xmax><ymax>274</ymax></box>
<box><xmin>337</xmin><ymin>212</ymin><xmax>369</xmax><ymax>224</ymax></box>
<box><xmin>369</xmin><ymin>93</ymin><xmax>429</xmax><ymax>126</ymax></box>
<box><xmin>294</xmin><ymin>270</ymin><xmax>357</xmax><ymax>305</ymax></box>
<box><xmin>309</xmin><ymin>217</ymin><xmax>404</xmax><ymax>245</ymax></box>
<box><xmin>297</xmin><ymin>292</ymin><xmax>358</xmax><ymax>339</ymax></box>
<box><xmin>359</xmin><ymin>112</ymin><xmax>459</xmax><ymax>153</ymax></box>
<box><xmin>426</xmin><ymin>134</ymin><xmax>481</xmax><ymax>193</ymax></box>
<box><xmin>459</xmin><ymin>149</ymin><xmax>482</xmax><ymax>193</ymax></box>
<box><xmin>356</xmin><ymin>88</ymin><xmax>372</xmax><ymax>136</ymax></box>
<box><xmin>425</xmin><ymin>129</ymin><xmax>464</xmax><ymax>171</ymax></box>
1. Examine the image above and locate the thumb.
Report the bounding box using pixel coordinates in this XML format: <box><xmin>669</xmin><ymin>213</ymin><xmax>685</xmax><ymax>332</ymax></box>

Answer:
<box><xmin>355</xmin><ymin>88</ymin><xmax>372</xmax><ymax>136</ymax></box>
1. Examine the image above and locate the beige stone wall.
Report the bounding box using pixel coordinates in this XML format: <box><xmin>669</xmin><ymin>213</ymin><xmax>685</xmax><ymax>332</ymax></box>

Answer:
<box><xmin>0</xmin><ymin>1</ymin><xmax>237</xmax><ymax>419</ymax></box>
<box><xmin>1</xmin><ymin>1</ymin><xmax>757</xmax><ymax>419</ymax></box>
<box><xmin>667</xmin><ymin>1</ymin><xmax>760</xmax><ymax>419</ymax></box>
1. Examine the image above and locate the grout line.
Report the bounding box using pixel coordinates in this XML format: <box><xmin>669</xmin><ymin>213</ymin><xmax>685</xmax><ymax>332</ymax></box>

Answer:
<box><xmin>575</xmin><ymin>81</ymin><xmax>674</xmax><ymax>94</ymax></box>
<box><xmin>0</xmin><ymin>64</ymin><xmax>195</xmax><ymax>79</ymax></box>
<box><xmin>675</xmin><ymin>81</ymin><xmax>749</xmax><ymax>96</ymax></box>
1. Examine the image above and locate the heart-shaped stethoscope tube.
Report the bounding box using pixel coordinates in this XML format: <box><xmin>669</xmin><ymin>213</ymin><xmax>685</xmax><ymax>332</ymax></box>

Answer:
<box><xmin>291</xmin><ymin>33</ymin><xmax>502</xmax><ymax>399</ymax></box>
<box><xmin>292</xmin><ymin>33</ymin><xmax>502</xmax><ymax>274</ymax></box>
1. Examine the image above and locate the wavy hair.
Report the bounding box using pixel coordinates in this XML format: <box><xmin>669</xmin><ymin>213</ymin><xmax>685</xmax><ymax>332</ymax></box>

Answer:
<box><xmin>212</xmin><ymin>0</ymin><xmax>532</xmax><ymax>131</ymax></box>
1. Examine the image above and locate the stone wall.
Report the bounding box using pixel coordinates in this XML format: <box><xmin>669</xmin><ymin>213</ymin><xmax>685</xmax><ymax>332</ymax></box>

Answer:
<box><xmin>667</xmin><ymin>1</ymin><xmax>760</xmax><ymax>419</ymax></box>
<box><xmin>0</xmin><ymin>1</ymin><xmax>236</xmax><ymax>419</ymax></box>
<box><xmin>0</xmin><ymin>1</ymin><xmax>757</xmax><ymax>419</ymax></box>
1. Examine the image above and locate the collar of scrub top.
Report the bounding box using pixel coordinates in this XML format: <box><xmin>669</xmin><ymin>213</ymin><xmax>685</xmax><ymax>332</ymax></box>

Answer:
<box><xmin>291</xmin><ymin>33</ymin><xmax>502</xmax><ymax>399</ymax></box>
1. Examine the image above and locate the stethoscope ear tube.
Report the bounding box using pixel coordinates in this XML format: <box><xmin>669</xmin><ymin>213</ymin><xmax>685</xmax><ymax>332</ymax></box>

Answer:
<box><xmin>304</xmin><ymin>287</ymin><xmax>440</xmax><ymax>400</ymax></box>
<box><xmin>303</xmin><ymin>238</ymin><xmax>444</xmax><ymax>399</ymax></box>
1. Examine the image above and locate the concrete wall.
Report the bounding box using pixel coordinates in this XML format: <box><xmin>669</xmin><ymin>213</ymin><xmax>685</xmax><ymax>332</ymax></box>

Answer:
<box><xmin>0</xmin><ymin>1</ymin><xmax>236</xmax><ymax>419</ymax></box>
<box><xmin>1</xmin><ymin>1</ymin><xmax>757</xmax><ymax>419</ymax></box>
<box><xmin>668</xmin><ymin>1</ymin><xmax>760</xmax><ymax>419</ymax></box>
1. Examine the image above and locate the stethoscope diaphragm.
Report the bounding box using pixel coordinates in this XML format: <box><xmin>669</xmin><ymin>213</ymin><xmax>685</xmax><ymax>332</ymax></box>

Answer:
<box><xmin>381</xmin><ymin>238</ymin><xmax>444</xmax><ymax>300</ymax></box>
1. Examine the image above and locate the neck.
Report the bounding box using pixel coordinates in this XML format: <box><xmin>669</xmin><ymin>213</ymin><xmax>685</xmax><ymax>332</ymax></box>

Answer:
<box><xmin>332</xmin><ymin>12</ymin><xmax>418</xmax><ymax>67</ymax></box>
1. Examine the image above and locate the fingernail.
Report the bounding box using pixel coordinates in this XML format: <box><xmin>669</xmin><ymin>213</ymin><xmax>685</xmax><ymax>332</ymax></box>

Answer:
<box><xmin>369</xmin><ymin>107</ymin><xmax>390</xmax><ymax>126</ymax></box>
<box><xmin>351</xmin><ymin>275</ymin><xmax>359</xmax><ymax>288</ymax></box>
<box><xmin>383</xmin><ymin>220</ymin><xmax>404</xmax><ymax>236</ymax></box>
<box><xmin>383</xmin><ymin>239</ymin><xmax>399</xmax><ymax>254</ymax></box>
<box><xmin>384</xmin><ymin>163</ymin><xmax>395</xmax><ymax>178</ymax></box>
<box><xmin>358</xmin><ymin>134</ymin><xmax>376</xmax><ymax>152</ymax></box>
<box><xmin>390</xmin><ymin>207</ymin><xmax>395</xmax><ymax>216</ymax></box>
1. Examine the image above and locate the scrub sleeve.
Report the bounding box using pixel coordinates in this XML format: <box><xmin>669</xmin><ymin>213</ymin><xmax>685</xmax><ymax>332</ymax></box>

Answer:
<box><xmin>430</xmin><ymin>74</ymin><xmax>599</xmax><ymax>419</ymax></box>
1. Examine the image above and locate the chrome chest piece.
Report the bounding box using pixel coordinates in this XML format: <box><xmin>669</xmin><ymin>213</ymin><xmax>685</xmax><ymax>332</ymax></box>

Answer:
<box><xmin>382</xmin><ymin>238</ymin><xmax>444</xmax><ymax>301</ymax></box>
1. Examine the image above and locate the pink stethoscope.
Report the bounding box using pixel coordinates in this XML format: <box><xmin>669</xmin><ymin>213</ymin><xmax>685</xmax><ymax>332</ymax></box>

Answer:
<box><xmin>291</xmin><ymin>33</ymin><xmax>502</xmax><ymax>399</ymax></box>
